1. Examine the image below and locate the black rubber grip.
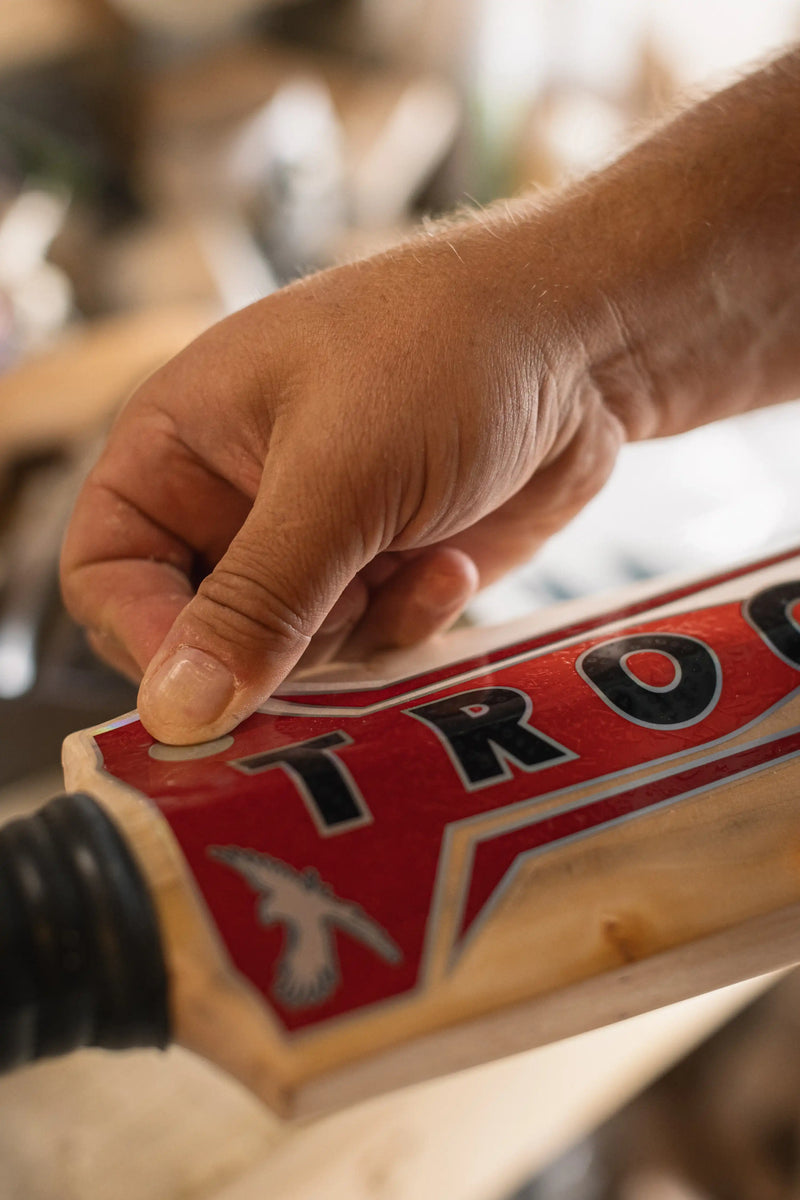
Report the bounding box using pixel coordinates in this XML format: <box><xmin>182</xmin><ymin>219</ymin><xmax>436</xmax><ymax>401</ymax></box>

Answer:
<box><xmin>0</xmin><ymin>792</ymin><xmax>169</xmax><ymax>1072</ymax></box>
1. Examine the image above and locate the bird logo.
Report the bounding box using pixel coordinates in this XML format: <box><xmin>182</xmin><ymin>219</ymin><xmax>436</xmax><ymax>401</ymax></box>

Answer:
<box><xmin>209</xmin><ymin>846</ymin><xmax>403</xmax><ymax>1010</ymax></box>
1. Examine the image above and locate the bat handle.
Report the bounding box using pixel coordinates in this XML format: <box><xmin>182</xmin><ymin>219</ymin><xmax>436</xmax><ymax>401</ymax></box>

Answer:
<box><xmin>0</xmin><ymin>792</ymin><xmax>169</xmax><ymax>1073</ymax></box>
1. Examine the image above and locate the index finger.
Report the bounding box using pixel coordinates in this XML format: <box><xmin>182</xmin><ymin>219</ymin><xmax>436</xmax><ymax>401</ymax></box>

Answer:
<box><xmin>60</xmin><ymin>406</ymin><xmax>254</xmax><ymax>675</ymax></box>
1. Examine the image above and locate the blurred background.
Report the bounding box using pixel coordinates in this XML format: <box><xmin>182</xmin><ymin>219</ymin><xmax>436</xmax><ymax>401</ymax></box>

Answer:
<box><xmin>1</xmin><ymin>2</ymin><xmax>800</xmax><ymax>1198</ymax></box>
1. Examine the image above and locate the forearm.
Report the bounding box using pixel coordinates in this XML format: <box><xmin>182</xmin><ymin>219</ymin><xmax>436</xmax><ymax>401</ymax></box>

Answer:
<box><xmin>463</xmin><ymin>48</ymin><xmax>800</xmax><ymax>443</ymax></box>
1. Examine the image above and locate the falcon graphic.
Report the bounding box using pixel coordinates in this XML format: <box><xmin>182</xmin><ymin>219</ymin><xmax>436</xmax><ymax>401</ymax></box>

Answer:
<box><xmin>209</xmin><ymin>846</ymin><xmax>403</xmax><ymax>1009</ymax></box>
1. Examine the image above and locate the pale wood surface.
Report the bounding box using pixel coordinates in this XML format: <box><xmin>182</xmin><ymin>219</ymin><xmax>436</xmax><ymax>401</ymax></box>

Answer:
<box><xmin>0</xmin><ymin>994</ymin><xmax>770</xmax><ymax>1200</ymax></box>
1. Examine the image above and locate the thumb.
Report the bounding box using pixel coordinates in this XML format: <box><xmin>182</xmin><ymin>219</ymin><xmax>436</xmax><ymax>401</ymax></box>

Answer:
<box><xmin>137</xmin><ymin>463</ymin><xmax>369</xmax><ymax>745</ymax></box>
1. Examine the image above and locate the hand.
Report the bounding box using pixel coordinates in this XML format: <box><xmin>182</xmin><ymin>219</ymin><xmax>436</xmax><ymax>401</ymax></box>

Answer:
<box><xmin>62</xmin><ymin>48</ymin><xmax>800</xmax><ymax>746</ymax></box>
<box><xmin>61</xmin><ymin>223</ymin><xmax>624</xmax><ymax>744</ymax></box>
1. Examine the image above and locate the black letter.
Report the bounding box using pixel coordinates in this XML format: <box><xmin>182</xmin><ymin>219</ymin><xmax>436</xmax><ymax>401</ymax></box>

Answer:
<box><xmin>231</xmin><ymin>732</ymin><xmax>368</xmax><ymax>833</ymax></box>
<box><xmin>408</xmin><ymin>687</ymin><xmax>572</xmax><ymax>789</ymax></box>
<box><xmin>578</xmin><ymin>633</ymin><xmax>720</xmax><ymax>727</ymax></box>
<box><xmin>745</xmin><ymin>580</ymin><xmax>800</xmax><ymax>669</ymax></box>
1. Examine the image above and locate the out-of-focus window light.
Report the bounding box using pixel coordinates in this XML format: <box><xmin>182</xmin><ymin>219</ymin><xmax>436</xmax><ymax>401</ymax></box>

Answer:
<box><xmin>647</xmin><ymin>0</ymin><xmax>800</xmax><ymax>86</ymax></box>
<box><xmin>476</xmin><ymin>0</ymin><xmax>800</xmax><ymax>98</ymax></box>
<box><xmin>475</xmin><ymin>0</ymin><xmax>550</xmax><ymax>109</ymax></box>
<box><xmin>472</xmin><ymin>0</ymin><xmax>550</xmax><ymax>193</ymax></box>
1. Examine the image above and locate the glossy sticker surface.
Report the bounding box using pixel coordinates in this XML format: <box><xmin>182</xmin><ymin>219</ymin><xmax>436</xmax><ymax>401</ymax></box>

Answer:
<box><xmin>93</xmin><ymin>548</ymin><xmax>800</xmax><ymax>1034</ymax></box>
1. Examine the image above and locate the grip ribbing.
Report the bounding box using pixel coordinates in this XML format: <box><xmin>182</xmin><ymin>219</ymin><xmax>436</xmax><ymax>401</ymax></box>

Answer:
<box><xmin>0</xmin><ymin>792</ymin><xmax>169</xmax><ymax>1071</ymax></box>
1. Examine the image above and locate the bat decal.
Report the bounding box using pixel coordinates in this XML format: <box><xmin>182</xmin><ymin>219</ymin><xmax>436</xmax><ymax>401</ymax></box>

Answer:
<box><xmin>93</xmin><ymin>556</ymin><xmax>800</xmax><ymax>1032</ymax></box>
<box><xmin>209</xmin><ymin>846</ymin><xmax>402</xmax><ymax>1009</ymax></box>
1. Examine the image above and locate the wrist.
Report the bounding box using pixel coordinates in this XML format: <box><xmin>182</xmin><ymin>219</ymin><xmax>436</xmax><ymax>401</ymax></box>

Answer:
<box><xmin>466</xmin><ymin>47</ymin><xmax>800</xmax><ymax>449</ymax></box>
<box><xmin>458</xmin><ymin>196</ymin><xmax>661</xmax><ymax>450</ymax></box>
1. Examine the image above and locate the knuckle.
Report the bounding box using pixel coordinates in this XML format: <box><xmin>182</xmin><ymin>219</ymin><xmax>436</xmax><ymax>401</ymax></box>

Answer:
<box><xmin>196</xmin><ymin>565</ymin><xmax>314</xmax><ymax>654</ymax></box>
<box><xmin>59</xmin><ymin>562</ymin><xmax>98</xmax><ymax>628</ymax></box>
<box><xmin>545</xmin><ymin>402</ymin><xmax>623</xmax><ymax>510</ymax></box>
<box><xmin>570</xmin><ymin>407</ymin><xmax>623</xmax><ymax>500</ymax></box>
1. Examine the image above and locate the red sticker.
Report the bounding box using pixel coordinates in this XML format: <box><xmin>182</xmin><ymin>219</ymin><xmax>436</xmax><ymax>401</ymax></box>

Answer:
<box><xmin>94</xmin><ymin>562</ymin><xmax>800</xmax><ymax>1034</ymax></box>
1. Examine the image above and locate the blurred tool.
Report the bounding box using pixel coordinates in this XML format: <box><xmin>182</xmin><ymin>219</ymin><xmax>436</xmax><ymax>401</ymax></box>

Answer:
<box><xmin>0</xmin><ymin>443</ymin><xmax>93</xmax><ymax>698</ymax></box>
<box><xmin>229</xmin><ymin>76</ymin><xmax>347</xmax><ymax>279</ymax></box>
<box><xmin>0</xmin><ymin>185</ymin><xmax>72</xmax><ymax>367</ymax></box>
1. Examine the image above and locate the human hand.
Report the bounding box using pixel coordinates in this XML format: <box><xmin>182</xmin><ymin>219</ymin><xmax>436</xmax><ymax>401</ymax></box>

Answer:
<box><xmin>61</xmin><ymin>220</ymin><xmax>624</xmax><ymax>744</ymax></box>
<box><xmin>64</xmin><ymin>44</ymin><xmax>800</xmax><ymax>746</ymax></box>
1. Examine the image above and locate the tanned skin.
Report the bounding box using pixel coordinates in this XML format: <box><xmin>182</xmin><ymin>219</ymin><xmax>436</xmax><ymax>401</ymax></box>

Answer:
<box><xmin>61</xmin><ymin>50</ymin><xmax>800</xmax><ymax>745</ymax></box>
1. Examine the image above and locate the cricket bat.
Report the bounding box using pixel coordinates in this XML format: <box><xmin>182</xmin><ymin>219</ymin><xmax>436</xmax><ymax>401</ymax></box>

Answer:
<box><xmin>3</xmin><ymin>543</ymin><xmax>800</xmax><ymax>1118</ymax></box>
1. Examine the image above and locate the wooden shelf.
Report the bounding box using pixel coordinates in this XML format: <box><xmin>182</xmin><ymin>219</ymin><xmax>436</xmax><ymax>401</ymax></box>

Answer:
<box><xmin>0</xmin><ymin>0</ymin><xmax>120</xmax><ymax>75</ymax></box>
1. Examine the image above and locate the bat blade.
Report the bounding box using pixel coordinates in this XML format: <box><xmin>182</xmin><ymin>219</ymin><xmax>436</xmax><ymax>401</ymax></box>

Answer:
<box><xmin>62</xmin><ymin>544</ymin><xmax>800</xmax><ymax>1116</ymax></box>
